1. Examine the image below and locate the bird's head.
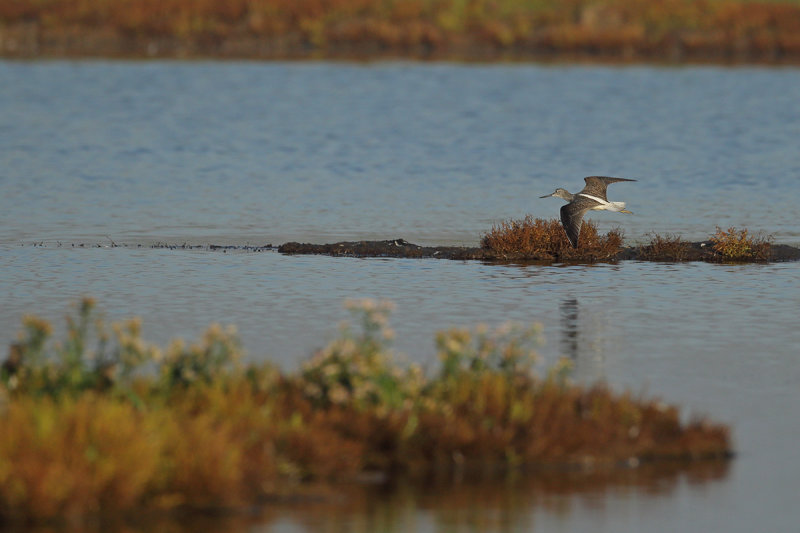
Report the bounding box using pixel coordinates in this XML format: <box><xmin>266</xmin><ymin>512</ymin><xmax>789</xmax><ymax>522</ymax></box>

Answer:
<box><xmin>540</xmin><ymin>188</ymin><xmax>572</xmax><ymax>201</ymax></box>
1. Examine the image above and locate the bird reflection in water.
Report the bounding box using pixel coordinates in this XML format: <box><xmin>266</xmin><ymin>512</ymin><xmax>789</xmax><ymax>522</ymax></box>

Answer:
<box><xmin>559</xmin><ymin>297</ymin><xmax>580</xmax><ymax>360</ymax></box>
<box><xmin>558</xmin><ymin>296</ymin><xmax>610</xmax><ymax>382</ymax></box>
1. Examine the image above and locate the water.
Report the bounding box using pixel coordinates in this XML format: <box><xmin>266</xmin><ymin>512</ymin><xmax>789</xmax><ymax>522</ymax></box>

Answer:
<box><xmin>2</xmin><ymin>60</ymin><xmax>800</xmax><ymax>532</ymax></box>
<box><xmin>3</xmin><ymin>61</ymin><xmax>800</xmax><ymax>246</ymax></box>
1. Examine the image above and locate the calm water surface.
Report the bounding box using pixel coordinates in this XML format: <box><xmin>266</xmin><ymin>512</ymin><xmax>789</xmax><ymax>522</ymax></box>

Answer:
<box><xmin>2</xmin><ymin>61</ymin><xmax>800</xmax><ymax>532</ymax></box>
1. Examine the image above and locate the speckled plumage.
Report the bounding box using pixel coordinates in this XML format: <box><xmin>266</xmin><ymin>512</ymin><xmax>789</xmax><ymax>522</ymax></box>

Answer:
<box><xmin>541</xmin><ymin>176</ymin><xmax>636</xmax><ymax>248</ymax></box>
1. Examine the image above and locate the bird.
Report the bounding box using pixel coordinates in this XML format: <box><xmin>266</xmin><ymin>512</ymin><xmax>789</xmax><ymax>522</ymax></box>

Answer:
<box><xmin>540</xmin><ymin>176</ymin><xmax>636</xmax><ymax>248</ymax></box>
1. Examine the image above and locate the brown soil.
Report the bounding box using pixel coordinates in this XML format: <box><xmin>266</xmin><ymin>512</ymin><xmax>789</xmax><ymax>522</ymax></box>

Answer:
<box><xmin>277</xmin><ymin>239</ymin><xmax>489</xmax><ymax>261</ymax></box>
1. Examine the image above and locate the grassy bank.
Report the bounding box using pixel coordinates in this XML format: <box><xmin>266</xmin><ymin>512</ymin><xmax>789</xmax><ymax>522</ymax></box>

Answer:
<box><xmin>2</xmin><ymin>0</ymin><xmax>800</xmax><ymax>61</ymax></box>
<box><xmin>0</xmin><ymin>298</ymin><xmax>730</xmax><ymax>521</ymax></box>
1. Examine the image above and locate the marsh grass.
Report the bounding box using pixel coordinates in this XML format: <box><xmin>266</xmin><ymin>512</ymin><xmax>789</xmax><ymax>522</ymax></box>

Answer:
<box><xmin>710</xmin><ymin>226</ymin><xmax>772</xmax><ymax>261</ymax></box>
<box><xmin>638</xmin><ymin>232</ymin><xmax>692</xmax><ymax>261</ymax></box>
<box><xmin>481</xmin><ymin>216</ymin><xmax>623</xmax><ymax>262</ymax></box>
<box><xmin>3</xmin><ymin>0</ymin><xmax>800</xmax><ymax>59</ymax></box>
<box><xmin>1</xmin><ymin>299</ymin><xmax>731</xmax><ymax>521</ymax></box>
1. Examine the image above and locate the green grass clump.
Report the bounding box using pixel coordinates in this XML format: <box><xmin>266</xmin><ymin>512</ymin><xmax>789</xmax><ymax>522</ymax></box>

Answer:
<box><xmin>0</xmin><ymin>299</ymin><xmax>731</xmax><ymax>521</ymax></box>
<box><xmin>710</xmin><ymin>226</ymin><xmax>772</xmax><ymax>261</ymax></box>
<box><xmin>481</xmin><ymin>215</ymin><xmax>623</xmax><ymax>262</ymax></box>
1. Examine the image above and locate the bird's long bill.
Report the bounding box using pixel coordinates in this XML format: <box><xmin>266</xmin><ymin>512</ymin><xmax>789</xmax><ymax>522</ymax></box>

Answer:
<box><xmin>539</xmin><ymin>193</ymin><xmax>554</xmax><ymax>198</ymax></box>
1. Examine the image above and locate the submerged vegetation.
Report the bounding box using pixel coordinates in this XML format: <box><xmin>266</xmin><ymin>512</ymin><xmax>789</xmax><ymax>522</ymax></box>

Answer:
<box><xmin>481</xmin><ymin>215</ymin><xmax>623</xmax><ymax>262</ymax></box>
<box><xmin>2</xmin><ymin>0</ymin><xmax>800</xmax><ymax>61</ymax></box>
<box><xmin>0</xmin><ymin>298</ymin><xmax>731</xmax><ymax>521</ymax></box>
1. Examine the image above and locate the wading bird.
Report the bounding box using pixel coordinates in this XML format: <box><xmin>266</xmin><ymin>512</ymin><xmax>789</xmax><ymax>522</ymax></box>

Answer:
<box><xmin>540</xmin><ymin>176</ymin><xmax>636</xmax><ymax>248</ymax></box>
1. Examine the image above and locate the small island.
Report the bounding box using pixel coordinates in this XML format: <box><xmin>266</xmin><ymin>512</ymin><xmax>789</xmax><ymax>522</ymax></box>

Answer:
<box><xmin>278</xmin><ymin>219</ymin><xmax>798</xmax><ymax>263</ymax></box>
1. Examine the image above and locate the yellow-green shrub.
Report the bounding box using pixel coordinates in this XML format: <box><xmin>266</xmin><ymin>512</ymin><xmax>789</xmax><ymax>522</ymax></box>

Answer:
<box><xmin>0</xmin><ymin>299</ymin><xmax>732</xmax><ymax>521</ymax></box>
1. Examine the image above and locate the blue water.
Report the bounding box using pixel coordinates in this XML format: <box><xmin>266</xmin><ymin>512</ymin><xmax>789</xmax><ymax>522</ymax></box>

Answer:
<box><xmin>3</xmin><ymin>61</ymin><xmax>800</xmax><ymax>246</ymax></box>
<box><xmin>2</xmin><ymin>61</ymin><xmax>800</xmax><ymax>532</ymax></box>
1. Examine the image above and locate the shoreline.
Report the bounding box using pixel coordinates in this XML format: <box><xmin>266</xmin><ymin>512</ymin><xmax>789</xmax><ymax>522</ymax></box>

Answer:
<box><xmin>3</xmin><ymin>24</ymin><xmax>800</xmax><ymax>65</ymax></box>
<box><xmin>14</xmin><ymin>239</ymin><xmax>800</xmax><ymax>262</ymax></box>
<box><xmin>278</xmin><ymin>239</ymin><xmax>800</xmax><ymax>262</ymax></box>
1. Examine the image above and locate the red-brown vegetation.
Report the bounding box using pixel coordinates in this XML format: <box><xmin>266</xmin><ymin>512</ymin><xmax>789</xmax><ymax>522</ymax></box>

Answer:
<box><xmin>2</xmin><ymin>0</ymin><xmax>800</xmax><ymax>60</ymax></box>
<box><xmin>637</xmin><ymin>232</ymin><xmax>692</xmax><ymax>261</ymax></box>
<box><xmin>481</xmin><ymin>215</ymin><xmax>623</xmax><ymax>262</ymax></box>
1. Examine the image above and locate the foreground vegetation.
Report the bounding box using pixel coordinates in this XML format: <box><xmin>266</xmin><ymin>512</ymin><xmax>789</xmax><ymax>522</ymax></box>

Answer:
<box><xmin>0</xmin><ymin>298</ymin><xmax>730</xmax><ymax>521</ymax></box>
<box><xmin>2</xmin><ymin>0</ymin><xmax>800</xmax><ymax>60</ymax></box>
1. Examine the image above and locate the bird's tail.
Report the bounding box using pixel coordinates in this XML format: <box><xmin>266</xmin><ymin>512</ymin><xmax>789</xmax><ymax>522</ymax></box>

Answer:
<box><xmin>608</xmin><ymin>201</ymin><xmax>633</xmax><ymax>214</ymax></box>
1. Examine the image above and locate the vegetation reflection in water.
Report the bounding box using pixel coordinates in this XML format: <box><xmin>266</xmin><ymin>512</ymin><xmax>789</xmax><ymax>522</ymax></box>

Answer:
<box><xmin>0</xmin><ymin>299</ymin><xmax>731</xmax><ymax>523</ymax></box>
<box><xmin>10</xmin><ymin>463</ymin><xmax>726</xmax><ymax>533</ymax></box>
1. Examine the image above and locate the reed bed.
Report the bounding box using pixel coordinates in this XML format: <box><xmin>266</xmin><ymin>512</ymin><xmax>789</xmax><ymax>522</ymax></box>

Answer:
<box><xmin>2</xmin><ymin>0</ymin><xmax>800</xmax><ymax>60</ymax></box>
<box><xmin>481</xmin><ymin>215</ymin><xmax>623</xmax><ymax>261</ymax></box>
<box><xmin>1</xmin><ymin>298</ymin><xmax>731</xmax><ymax>521</ymax></box>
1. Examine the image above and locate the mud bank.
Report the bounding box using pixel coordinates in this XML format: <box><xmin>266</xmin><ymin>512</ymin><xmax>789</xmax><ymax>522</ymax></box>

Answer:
<box><xmin>18</xmin><ymin>239</ymin><xmax>800</xmax><ymax>262</ymax></box>
<box><xmin>22</xmin><ymin>241</ymin><xmax>276</xmax><ymax>253</ymax></box>
<box><xmin>277</xmin><ymin>239</ymin><xmax>800</xmax><ymax>263</ymax></box>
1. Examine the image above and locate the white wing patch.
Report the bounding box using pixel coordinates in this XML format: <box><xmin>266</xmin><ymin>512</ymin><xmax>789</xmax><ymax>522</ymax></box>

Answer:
<box><xmin>577</xmin><ymin>193</ymin><xmax>609</xmax><ymax>205</ymax></box>
<box><xmin>578</xmin><ymin>193</ymin><xmax>628</xmax><ymax>212</ymax></box>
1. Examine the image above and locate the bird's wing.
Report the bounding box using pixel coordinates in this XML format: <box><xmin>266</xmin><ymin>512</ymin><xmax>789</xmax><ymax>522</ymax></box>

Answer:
<box><xmin>581</xmin><ymin>176</ymin><xmax>637</xmax><ymax>201</ymax></box>
<box><xmin>560</xmin><ymin>198</ymin><xmax>594</xmax><ymax>248</ymax></box>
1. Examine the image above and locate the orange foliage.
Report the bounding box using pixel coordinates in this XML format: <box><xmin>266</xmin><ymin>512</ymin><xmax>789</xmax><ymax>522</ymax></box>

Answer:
<box><xmin>3</xmin><ymin>0</ymin><xmax>800</xmax><ymax>59</ymax></box>
<box><xmin>481</xmin><ymin>215</ymin><xmax>623</xmax><ymax>262</ymax></box>
<box><xmin>0</xmin><ymin>300</ymin><xmax>732</xmax><ymax>521</ymax></box>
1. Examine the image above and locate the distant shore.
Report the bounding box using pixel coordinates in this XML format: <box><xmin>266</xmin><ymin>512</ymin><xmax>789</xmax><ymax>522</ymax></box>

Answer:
<box><xmin>3</xmin><ymin>0</ymin><xmax>800</xmax><ymax>63</ymax></box>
